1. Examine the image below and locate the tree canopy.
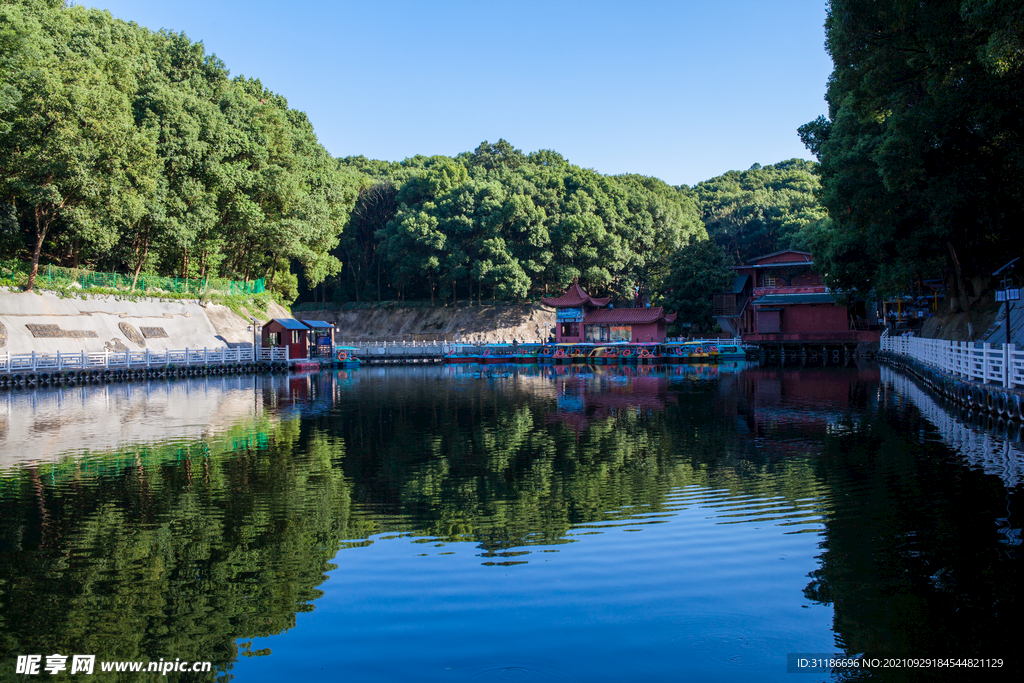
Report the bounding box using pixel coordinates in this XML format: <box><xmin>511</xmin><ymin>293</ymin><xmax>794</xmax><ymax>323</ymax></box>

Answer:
<box><xmin>0</xmin><ymin>0</ymin><xmax>356</xmax><ymax>296</ymax></box>
<box><xmin>694</xmin><ymin>159</ymin><xmax>827</xmax><ymax>266</ymax></box>
<box><xmin>333</xmin><ymin>141</ymin><xmax>707</xmax><ymax>304</ymax></box>
<box><xmin>0</xmin><ymin>0</ymin><xmax>833</xmax><ymax>317</ymax></box>
<box><xmin>799</xmin><ymin>0</ymin><xmax>1024</xmax><ymax>311</ymax></box>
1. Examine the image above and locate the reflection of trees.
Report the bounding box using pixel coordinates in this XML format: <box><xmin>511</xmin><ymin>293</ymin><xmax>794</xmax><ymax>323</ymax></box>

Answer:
<box><xmin>0</xmin><ymin>419</ymin><xmax>371</xmax><ymax>680</ymax></box>
<box><xmin>319</xmin><ymin>368</ymin><xmax>828</xmax><ymax>551</ymax></box>
<box><xmin>0</xmin><ymin>363</ymin><xmax>925</xmax><ymax>679</ymax></box>
<box><xmin>801</xmin><ymin>400</ymin><xmax>1020</xmax><ymax>679</ymax></box>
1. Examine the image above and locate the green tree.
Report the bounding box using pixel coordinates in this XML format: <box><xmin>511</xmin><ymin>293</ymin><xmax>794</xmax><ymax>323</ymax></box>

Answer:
<box><xmin>659</xmin><ymin>238</ymin><xmax>734</xmax><ymax>332</ymax></box>
<box><xmin>0</xmin><ymin>2</ymin><xmax>158</xmax><ymax>292</ymax></box>
<box><xmin>800</xmin><ymin>0</ymin><xmax>1024</xmax><ymax>331</ymax></box>
<box><xmin>695</xmin><ymin>159</ymin><xmax>825</xmax><ymax>264</ymax></box>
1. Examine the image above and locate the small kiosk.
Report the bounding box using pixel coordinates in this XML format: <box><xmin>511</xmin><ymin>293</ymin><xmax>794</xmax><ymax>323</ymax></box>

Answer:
<box><xmin>261</xmin><ymin>318</ymin><xmax>310</xmax><ymax>360</ymax></box>
<box><xmin>302</xmin><ymin>320</ymin><xmax>335</xmax><ymax>358</ymax></box>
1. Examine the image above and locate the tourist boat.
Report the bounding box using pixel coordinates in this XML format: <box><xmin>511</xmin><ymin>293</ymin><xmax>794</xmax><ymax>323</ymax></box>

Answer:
<box><xmin>481</xmin><ymin>343</ymin><xmax>516</xmax><ymax>364</ymax></box>
<box><xmin>600</xmin><ymin>344</ymin><xmax>625</xmax><ymax>364</ymax></box>
<box><xmin>572</xmin><ymin>344</ymin><xmax>595</xmax><ymax>363</ymax></box>
<box><xmin>552</xmin><ymin>344</ymin><xmax>576</xmax><ymax>364</ymax></box>
<box><xmin>537</xmin><ymin>345</ymin><xmax>555</xmax><ymax>363</ymax></box>
<box><xmin>591</xmin><ymin>345</ymin><xmax>621</xmax><ymax>365</ymax></box>
<box><xmin>443</xmin><ymin>344</ymin><xmax>482</xmax><ymax>364</ymax></box>
<box><xmin>334</xmin><ymin>346</ymin><xmax>362</xmax><ymax>368</ymax></box>
<box><xmin>633</xmin><ymin>343</ymin><xmax>664</xmax><ymax>365</ymax></box>
<box><xmin>513</xmin><ymin>343</ymin><xmax>542</xmax><ymax>363</ymax></box>
<box><xmin>663</xmin><ymin>342</ymin><xmax>687</xmax><ymax>364</ymax></box>
<box><xmin>714</xmin><ymin>343</ymin><xmax>746</xmax><ymax>360</ymax></box>
<box><xmin>618</xmin><ymin>345</ymin><xmax>639</xmax><ymax>363</ymax></box>
<box><xmin>681</xmin><ymin>340</ymin><xmax>717</xmax><ymax>361</ymax></box>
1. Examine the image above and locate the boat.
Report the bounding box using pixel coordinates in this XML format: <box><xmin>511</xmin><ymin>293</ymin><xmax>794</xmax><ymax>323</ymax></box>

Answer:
<box><xmin>618</xmin><ymin>345</ymin><xmax>639</xmax><ymax>363</ymax></box>
<box><xmin>537</xmin><ymin>345</ymin><xmax>555</xmax><ymax>363</ymax></box>
<box><xmin>633</xmin><ymin>343</ymin><xmax>664</xmax><ymax>365</ymax></box>
<box><xmin>481</xmin><ymin>343</ymin><xmax>515</xmax><ymax>364</ymax></box>
<box><xmin>682</xmin><ymin>340</ymin><xmax>716</xmax><ymax>361</ymax></box>
<box><xmin>663</xmin><ymin>342</ymin><xmax>687</xmax><ymax>364</ymax></box>
<box><xmin>334</xmin><ymin>346</ymin><xmax>362</xmax><ymax>368</ymax></box>
<box><xmin>443</xmin><ymin>344</ymin><xmax>482</xmax><ymax>364</ymax></box>
<box><xmin>714</xmin><ymin>343</ymin><xmax>746</xmax><ymax>360</ymax></box>
<box><xmin>553</xmin><ymin>344</ymin><xmax>576</xmax><ymax>364</ymax></box>
<box><xmin>598</xmin><ymin>344</ymin><xmax>624</xmax><ymax>364</ymax></box>
<box><xmin>513</xmin><ymin>343</ymin><xmax>542</xmax><ymax>363</ymax></box>
<box><xmin>570</xmin><ymin>344</ymin><xmax>593</xmax><ymax>363</ymax></box>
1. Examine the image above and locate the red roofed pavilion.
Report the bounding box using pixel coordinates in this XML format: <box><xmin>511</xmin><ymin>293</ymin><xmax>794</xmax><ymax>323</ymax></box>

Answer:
<box><xmin>542</xmin><ymin>280</ymin><xmax>675</xmax><ymax>344</ymax></box>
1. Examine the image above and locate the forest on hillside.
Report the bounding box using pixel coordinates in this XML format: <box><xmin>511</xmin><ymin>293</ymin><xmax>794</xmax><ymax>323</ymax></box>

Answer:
<box><xmin>3</xmin><ymin>0</ymin><xmax>1023</xmax><ymax>329</ymax></box>
<box><xmin>0</xmin><ymin>0</ymin><xmax>824</xmax><ymax>330</ymax></box>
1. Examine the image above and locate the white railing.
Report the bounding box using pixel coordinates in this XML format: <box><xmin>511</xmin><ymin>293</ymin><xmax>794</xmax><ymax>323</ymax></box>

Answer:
<box><xmin>0</xmin><ymin>346</ymin><xmax>288</xmax><ymax>373</ymax></box>
<box><xmin>880</xmin><ymin>335</ymin><xmax>1024</xmax><ymax>389</ymax></box>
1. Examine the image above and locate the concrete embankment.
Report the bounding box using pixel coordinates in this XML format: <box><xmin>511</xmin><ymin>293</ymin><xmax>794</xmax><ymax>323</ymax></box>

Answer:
<box><xmin>0</xmin><ymin>289</ymin><xmax>290</xmax><ymax>355</ymax></box>
<box><xmin>296</xmin><ymin>303</ymin><xmax>555</xmax><ymax>343</ymax></box>
<box><xmin>878</xmin><ymin>350</ymin><xmax>1024</xmax><ymax>420</ymax></box>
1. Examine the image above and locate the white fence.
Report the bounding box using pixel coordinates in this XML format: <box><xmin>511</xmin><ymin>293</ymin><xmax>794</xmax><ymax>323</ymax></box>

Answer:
<box><xmin>881</xmin><ymin>335</ymin><xmax>1024</xmax><ymax>389</ymax></box>
<box><xmin>0</xmin><ymin>346</ymin><xmax>288</xmax><ymax>373</ymax></box>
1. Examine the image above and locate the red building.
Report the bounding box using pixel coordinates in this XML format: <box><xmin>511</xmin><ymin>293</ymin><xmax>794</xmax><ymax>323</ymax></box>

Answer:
<box><xmin>542</xmin><ymin>280</ymin><xmax>676</xmax><ymax>343</ymax></box>
<box><xmin>261</xmin><ymin>318</ymin><xmax>309</xmax><ymax>359</ymax></box>
<box><xmin>713</xmin><ymin>250</ymin><xmax>878</xmax><ymax>343</ymax></box>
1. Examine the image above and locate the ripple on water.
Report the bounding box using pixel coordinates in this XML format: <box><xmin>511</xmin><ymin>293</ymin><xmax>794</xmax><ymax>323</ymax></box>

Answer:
<box><xmin>468</xmin><ymin>665</ymin><xmax>571</xmax><ymax>681</ymax></box>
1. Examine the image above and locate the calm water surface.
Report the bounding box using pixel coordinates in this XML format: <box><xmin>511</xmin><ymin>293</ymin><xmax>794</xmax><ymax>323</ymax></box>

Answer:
<box><xmin>0</xmin><ymin>362</ymin><xmax>1020</xmax><ymax>682</ymax></box>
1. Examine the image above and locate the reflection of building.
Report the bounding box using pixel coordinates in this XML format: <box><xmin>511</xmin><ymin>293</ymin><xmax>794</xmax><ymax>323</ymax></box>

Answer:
<box><xmin>735</xmin><ymin>365</ymin><xmax>880</xmax><ymax>450</ymax></box>
<box><xmin>713</xmin><ymin>250</ymin><xmax>879</xmax><ymax>344</ymax></box>
<box><xmin>546</xmin><ymin>371</ymin><xmax>676</xmax><ymax>430</ymax></box>
<box><xmin>542</xmin><ymin>280</ymin><xmax>675</xmax><ymax>343</ymax></box>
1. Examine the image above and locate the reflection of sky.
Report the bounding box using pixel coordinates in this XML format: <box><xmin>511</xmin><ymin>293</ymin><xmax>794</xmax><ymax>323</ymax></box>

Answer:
<box><xmin>234</xmin><ymin>487</ymin><xmax>833</xmax><ymax>683</ymax></box>
<box><xmin>556</xmin><ymin>394</ymin><xmax>585</xmax><ymax>413</ymax></box>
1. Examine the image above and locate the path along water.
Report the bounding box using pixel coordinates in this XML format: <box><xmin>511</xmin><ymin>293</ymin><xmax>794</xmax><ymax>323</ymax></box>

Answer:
<box><xmin>0</xmin><ymin>362</ymin><xmax>1019</xmax><ymax>681</ymax></box>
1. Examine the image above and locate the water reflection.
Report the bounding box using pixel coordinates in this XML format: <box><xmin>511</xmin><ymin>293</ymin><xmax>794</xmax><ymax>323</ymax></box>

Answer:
<box><xmin>0</xmin><ymin>363</ymin><xmax>1019</xmax><ymax>681</ymax></box>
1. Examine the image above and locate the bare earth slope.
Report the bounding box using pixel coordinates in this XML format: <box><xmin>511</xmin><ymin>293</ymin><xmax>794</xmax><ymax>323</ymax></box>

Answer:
<box><xmin>297</xmin><ymin>304</ymin><xmax>556</xmax><ymax>343</ymax></box>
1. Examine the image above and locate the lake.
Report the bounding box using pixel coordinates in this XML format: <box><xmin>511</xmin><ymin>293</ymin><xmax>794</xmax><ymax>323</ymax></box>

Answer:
<box><xmin>0</xmin><ymin>362</ymin><xmax>1020</xmax><ymax>681</ymax></box>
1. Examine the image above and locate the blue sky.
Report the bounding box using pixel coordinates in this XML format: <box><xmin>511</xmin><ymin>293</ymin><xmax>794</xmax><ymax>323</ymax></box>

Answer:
<box><xmin>86</xmin><ymin>0</ymin><xmax>832</xmax><ymax>187</ymax></box>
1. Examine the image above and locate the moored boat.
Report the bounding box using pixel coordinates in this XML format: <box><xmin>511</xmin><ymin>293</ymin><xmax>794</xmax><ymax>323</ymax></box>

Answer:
<box><xmin>633</xmin><ymin>343</ymin><xmax>664</xmax><ymax>365</ymax></box>
<box><xmin>481</xmin><ymin>343</ymin><xmax>515</xmax><ymax>364</ymax></box>
<box><xmin>570</xmin><ymin>343</ymin><xmax>593</xmax><ymax>363</ymax></box>
<box><xmin>513</xmin><ymin>343</ymin><xmax>542</xmax><ymax>363</ymax></box>
<box><xmin>334</xmin><ymin>346</ymin><xmax>363</xmax><ymax>368</ymax></box>
<box><xmin>714</xmin><ymin>343</ymin><xmax>746</xmax><ymax>360</ymax></box>
<box><xmin>444</xmin><ymin>344</ymin><xmax>482</xmax><ymax>364</ymax></box>
<box><xmin>553</xmin><ymin>344</ymin><xmax>575</xmax><ymax>364</ymax></box>
<box><xmin>682</xmin><ymin>340</ymin><xmax>715</xmax><ymax>361</ymax></box>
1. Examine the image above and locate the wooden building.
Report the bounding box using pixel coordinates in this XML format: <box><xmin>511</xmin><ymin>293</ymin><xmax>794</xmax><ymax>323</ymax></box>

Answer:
<box><xmin>261</xmin><ymin>318</ymin><xmax>309</xmax><ymax>360</ymax></box>
<box><xmin>713</xmin><ymin>250</ymin><xmax>878</xmax><ymax>344</ymax></box>
<box><xmin>542</xmin><ymin>280</ymin><xmax>676</xmax><ymax>344</ymax></box>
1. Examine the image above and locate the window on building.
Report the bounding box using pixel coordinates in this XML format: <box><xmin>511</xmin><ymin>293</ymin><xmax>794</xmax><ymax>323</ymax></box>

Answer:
<box><xmin>268</xmin><ymin>332</ymin><xmax>281</xmax><ymax>346</ymax></box>
<box><xmin>762</xmin><ymin>273</ymin><xmax>776</xmax><ymax>287</ymax></box>
<box><xmin>610</xmin><ymin>326</ymin><xmax>631</xmax><ymax>342</ymax></box>
<box><xmin>585</xmin><ymin>325</ymin><xmax>609</xmax><ymax>342</ymax></box>
<box><xmin>560</xmin><ymin>321</ymin><xmax>579</xmax><ymax>337</ymax></box>
<box><xmin>292</xmin><ymin>330</ymin><xmax>301</xmax><ymax>344</ymax></box>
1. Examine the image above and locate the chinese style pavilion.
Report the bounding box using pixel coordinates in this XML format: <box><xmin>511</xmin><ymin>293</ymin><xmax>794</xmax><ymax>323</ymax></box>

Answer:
<box><xmin>542</xmin><ymin>280</ymin><xmax>675</xmax><ymax>343</ymax></box>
